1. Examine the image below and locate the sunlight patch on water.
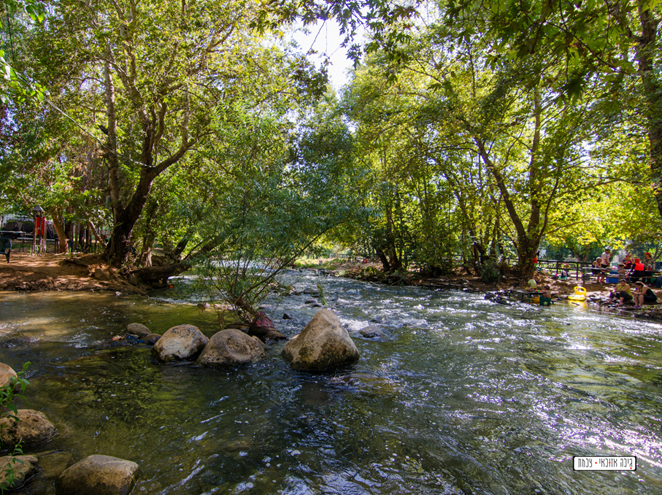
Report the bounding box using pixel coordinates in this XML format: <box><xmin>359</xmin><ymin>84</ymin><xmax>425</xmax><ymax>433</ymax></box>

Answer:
<box><xmin>2</xmin><ymin>275</ymin><xmax>662</xmax><ymax>494</ymax></box>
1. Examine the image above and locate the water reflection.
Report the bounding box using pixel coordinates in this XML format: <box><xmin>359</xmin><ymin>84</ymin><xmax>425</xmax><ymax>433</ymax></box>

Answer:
<box><xmin>1</xmin><ymin>272</ymin><xmax>661</xmax><ymax>494</ymax></box>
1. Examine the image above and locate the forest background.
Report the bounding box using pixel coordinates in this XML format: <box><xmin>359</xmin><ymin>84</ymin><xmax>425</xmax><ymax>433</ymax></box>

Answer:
<box><xmin>1</xmin><ymin>0</ymin><xmax>661</xmax><ymax>312</ymax></box>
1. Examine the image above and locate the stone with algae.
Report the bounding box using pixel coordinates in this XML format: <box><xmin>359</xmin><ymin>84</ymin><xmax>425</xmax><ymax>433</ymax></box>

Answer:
<box><xmin>282</xmin><ymin>309</ymin><xmax>359</xmax><ymax>371</ymax></box>
<box><xmin>56</xmin><ymin>455</ymin><xmax>138</xmax><ymax>495</ymax></box>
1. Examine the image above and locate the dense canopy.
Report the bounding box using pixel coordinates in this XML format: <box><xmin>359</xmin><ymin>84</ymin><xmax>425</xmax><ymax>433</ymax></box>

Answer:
<box><xmin>1</xmin><ymin>0</ymin><xmax>661</xmax><ymax>300</ymax></box>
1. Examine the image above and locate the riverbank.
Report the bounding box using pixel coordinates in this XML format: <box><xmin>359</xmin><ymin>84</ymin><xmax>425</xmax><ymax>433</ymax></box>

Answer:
<box><xmin>4</xmin><ymin>253</ymin><xmax>662</xmax><ymax>322</ymax></box>
<box><xmin>296</xmin><ymin>257</ymin><xmax>662</xmax><ymax>321</ymax></box>
<box><xmin>0</xmin><ymin>253</ymin><xmax>147</xmax><ymax>294</ymax></box>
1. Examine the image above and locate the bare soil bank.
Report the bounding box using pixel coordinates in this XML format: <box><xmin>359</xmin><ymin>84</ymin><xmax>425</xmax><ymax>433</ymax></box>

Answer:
<box><xmin>0</xmin><ymin>253</ymin><xmax>147</xmax><ymax>294</ymax></box>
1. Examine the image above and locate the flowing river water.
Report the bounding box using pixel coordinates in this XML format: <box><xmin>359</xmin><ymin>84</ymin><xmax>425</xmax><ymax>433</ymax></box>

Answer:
<box><xmin>1</xmin><ymin>271</ymin><xmax>662</xmax><ymax>494</ymax></box>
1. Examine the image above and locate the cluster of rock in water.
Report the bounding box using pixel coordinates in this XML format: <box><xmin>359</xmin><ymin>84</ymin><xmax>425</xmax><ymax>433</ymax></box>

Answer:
<box><xmin>149</xmin><ymin>308</ymin><xmax>360</xmax><ymax>371</ymax></box>
<box><xmin>0</xmin><ymin>307</ymin><xmax>370</xmax><ymax>493</ymax></box>
<box><xmin>0</xmin><ymin>363</ymin><xmax>139</xmax><ymax>493</ymax></box>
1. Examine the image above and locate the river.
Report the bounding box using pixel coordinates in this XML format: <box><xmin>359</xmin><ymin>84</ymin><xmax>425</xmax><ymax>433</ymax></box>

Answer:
<box><xmin>1</xmin><ymin>271</ymin><xmax>661</xmax><ymax>494</ymax></box>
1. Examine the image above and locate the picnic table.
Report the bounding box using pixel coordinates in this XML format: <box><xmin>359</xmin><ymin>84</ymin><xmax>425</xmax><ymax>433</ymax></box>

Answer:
<box><xmin>0</xmin><ymin>230</ymin><xmax>24</xmax><ymax>239</ymax></box>
<box><xmin>16</xmin><ymin>237</ymin><xmax>33</xmax><ymax>252</ymax></box>
<box><xmin>508</xmin><ymin>289</ymin><xmax>544</xmax><ymax>303</ymax></box>
<box><xmin>537</xmin><ymin>259</ymin><xmax>593</xmax><ymax>280</ymax></box>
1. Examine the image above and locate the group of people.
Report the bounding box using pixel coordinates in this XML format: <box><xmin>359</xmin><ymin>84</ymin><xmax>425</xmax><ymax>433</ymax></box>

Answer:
<box><xmin>592</xmin><ymin>249</ymin><xmax>656</xmax><ymax>284</ymax></box>
<box><xmin>609</xmin><ymin>279</ymin><xmax>658</xmax><ymax>308</ymax></box>
<box><xmin>601</xmin><ymin>248</ymin><xmax>660</xmax><ymax>307</ymax></box>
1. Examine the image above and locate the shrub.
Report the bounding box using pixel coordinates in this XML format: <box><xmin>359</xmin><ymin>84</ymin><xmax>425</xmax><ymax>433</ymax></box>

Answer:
<box><xmin>478</xmin><ymin>259</ymin><xmax>502</xmax><ymax>284</ymax></box>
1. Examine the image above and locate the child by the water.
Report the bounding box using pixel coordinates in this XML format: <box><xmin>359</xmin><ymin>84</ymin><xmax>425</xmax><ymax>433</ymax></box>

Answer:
<box><xmin>527</xmin><ymin>277</ymin><xmax>537</xmax><ymax>290</ymax></box>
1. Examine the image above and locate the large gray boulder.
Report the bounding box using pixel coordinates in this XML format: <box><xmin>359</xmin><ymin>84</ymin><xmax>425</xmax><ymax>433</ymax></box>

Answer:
<box><xmin>152</xmin><ymin>324</ymin><xmax>208</xmax><ymax>362</ymax></box>
<box><xmin>198</xmin><ymin>329</ymin><xmax>265</xmax><ymax>367</ymax></box>
<box><xmin>126</xmin><ymin>323</ymin><xmax>151</xmax><ymax>338</ymax></box>
<box><xmin>281</xmin><ymin>309</ymin><xmax>360</xmax><ymax>371</ymax></box>
<box><xmin>56</xmin><ymin>455</ymin><xmax>139</xmax><ymax>495</ymax></box>
<box><xmin>0</xmin><ymin>455</ymin><xmax>39</xmax><ymax>490</ymax></box>
<box><xmin>0</xmin><ymin>409</ymin><xmax>55</xmax><ymax>448</ymax></box>
<box><xmin>0</xmin><ymin>363</ymin><xmax>17</xmax><ymax>388</ymax></box>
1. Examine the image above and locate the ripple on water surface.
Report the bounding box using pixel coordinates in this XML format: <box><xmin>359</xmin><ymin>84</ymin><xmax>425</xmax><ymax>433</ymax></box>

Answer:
<box><xmin>1</xmin><ymin>275</ymin><xmax>661</xmax><ymax>494</ymax></box>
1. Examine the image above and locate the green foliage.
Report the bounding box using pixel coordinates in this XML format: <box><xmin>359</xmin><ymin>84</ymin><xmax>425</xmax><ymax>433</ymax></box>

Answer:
<box><xmin>2</xmin><ymin>0</ymin><xmax>660</xmax><ymax>284</ymax></box>
<box><xmin>189</xmin><ymin>98</ymin><xmax>366</xmax><ymax>318</ymax></box>
<box><xmin>478</xmin><ymin>259</ymin><xmax>501</xmax><ymax>284</ymax></box>
<box><xmin>316</xmin><ymin>282</ymin><xmax>326</xmax><ymax>306</ymax></box>
<box><xmin>0</xmin><ymin>0</ymin><xmax>46</xmax><ymax>103</ymax></box>
<box><xmin>0</xmin><ymin>362</ymin><xmax>30</xmax><ymax>417</ymax></box>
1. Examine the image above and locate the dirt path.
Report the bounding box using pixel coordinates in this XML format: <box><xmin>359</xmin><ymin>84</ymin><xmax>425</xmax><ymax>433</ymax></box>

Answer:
<box><xmin>0</xmin><ymin>253</ymin><xmax>146</xmax><ymax>293</ymax></box>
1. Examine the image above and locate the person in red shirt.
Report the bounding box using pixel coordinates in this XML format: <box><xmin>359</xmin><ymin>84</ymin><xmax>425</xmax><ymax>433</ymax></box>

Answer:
<box><xmin>629</xmin><ymin>258</ymin><xmax>645</xmax><ymax>283</ymax></box>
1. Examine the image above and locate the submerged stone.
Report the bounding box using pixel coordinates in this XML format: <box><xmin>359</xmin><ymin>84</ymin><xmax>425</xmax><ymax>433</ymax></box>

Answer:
<box><xmin>359</xmin><ymin>325</ymin><xmax>384</xmax><ymax>338</ymax></box>
<box><xmin>0</xmin><ymin>409</ymin><xmax>56</xmax><ymax>448</ymax></box>
<box><xmin>0</xmin><ymin>454</ymin><xmax>39</xmax><ymax>490</ymax></box>
<box><xmin>126</xmin><ymin>323</ymin><xmax>151</xmax><ymax>338</ymax></box>
<box><xmin>0</xmin><ymin>363</ymin><xmax>17</xmax><ymax>388</ymax></box>
<box><xmin>56</xmin><ymin>455</ymin><xmax>138</xmax><ymax>495</ymax></box>
<box><xmin>143</xmin><ymin>333</ymin><xmax>161</xmax><ymax>345</ymax></box>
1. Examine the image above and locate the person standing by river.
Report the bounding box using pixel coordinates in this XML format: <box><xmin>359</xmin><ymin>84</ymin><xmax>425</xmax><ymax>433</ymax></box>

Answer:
<box><xmin>592</xmin><ymin>257</ymin><xmax>606</xmax><ymax>283</ymax></box>
<box><xmin>643</xmin><ymin>252</ymin><xmax>655</xmax><ymax>282</ymax></box>
<box><xmin>0</xmin><ymin>237</ymin><xmax>10</xmax><ymax>262</ymax></box>
<box><xmin>601</xmin><ymin>248</ymin><xmax>611</xmax><ymax>266</ymax></box>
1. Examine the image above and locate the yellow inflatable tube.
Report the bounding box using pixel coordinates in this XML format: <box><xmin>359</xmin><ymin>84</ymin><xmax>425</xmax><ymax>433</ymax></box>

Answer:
<box><xmin>568</xmin><ymin>286</ymin><xmax>587</xmax><ymax>301</ymax></box>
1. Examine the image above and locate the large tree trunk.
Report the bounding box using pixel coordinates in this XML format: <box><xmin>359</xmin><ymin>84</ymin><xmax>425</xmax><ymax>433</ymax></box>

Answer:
<box><xmin>131</xmin><ymin>263</ymin><xmax>187</xmax><ymax>288</ymax></box>
<box><xmin>375</xmin><ymin>248</ymin><xmax>391</xmax><ymax>272</ymax></box>
<box><xmin>105</xmin><ymin>167</ymin><xmax>158</xmax><ymax>266</ymax></box>
<box><xmin>517</xmin><ymin>239</ymin><xmax>538</xmax><ymax>279</ymax></box>
<box><xmin>50</xmin><ymin>209</ymin><xmax>68</xmax><ymax>254</ymax></box>
<box><xmin>635</xmin><ymin>3</ymin><xmax>662</xmax><ymax>218</ymax></box>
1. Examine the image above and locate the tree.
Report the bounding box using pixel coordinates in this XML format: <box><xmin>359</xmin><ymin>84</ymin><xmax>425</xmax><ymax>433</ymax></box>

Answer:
<box><xmin>436</xmin><ymin>0</ymin><xmax>662</xmax><ymax>222</ymax></box>
<box><xmin>344</xmin><ymin>17</ymin><xmax>612</xmax><ymax>277</ymax></box>
<box><xmin>1</xmin><ymin>0</ymin><xmax>331</xmax><ymax>273</ymax></box>
<box><xmin>34</xmin><ymin>0</ymin><xmax>322</xmax><ymax>266</ymax></box>
<box><xmin>0</xmin><ymin>0</ymin><xmax>45</xmax><ymax>102</ymax></box>
<box><xmin>190</xmin><ymin>93</ymin><xmax>365</xmax><ymax>317</ymax></box>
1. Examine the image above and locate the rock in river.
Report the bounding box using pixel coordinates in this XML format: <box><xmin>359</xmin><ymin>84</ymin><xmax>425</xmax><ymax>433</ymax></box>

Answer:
<box><xmin>249</xmin><ymin>311</ymin><xmax>287</xmax><ymax>341</ymax></box>
<box><xmin>0</xmin><ymin>409</ymin><xmax>56</xmax><ymax>449</ymax></box>
<box><xmin>126</xmin><ymin>323</ymin><xmax>151</xmax><ymax>338</ymax></box>
<box><xmin>359</xmin><ymin>325</ymin><xmax>384</xmax><ymax>338</ymax></box>
<box><xmin>143</xmin><ymin>333</ymin><xmax>161</xmax><ymax>345</ymax></box>
<box><xmin>0</xmin><ymin>455</ymin><xmax>39</xmax><ymax>490</ymax></box>
<box><xmin>281</xmin><ymin>309</ymin><xmax>359</xmax><ymax>371</ymax></box>
<box><xmin>198</xmin><ymin>329</ymin><xmax>266</xmax><ymax>367</ymax></box>
<box><xmin>0</xmin><ymin>363</ymin><xmax>17</xmax><ymax>388</ymax></box>
<box><xmin>56</xmin><ymin>455</ymin><xmax>139</xmax><ymax>495</ymax></box>
<box><xmin>152</xmin><ymin>324</ymin><xmax>208</xmax><ymax>362</ymax></box>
